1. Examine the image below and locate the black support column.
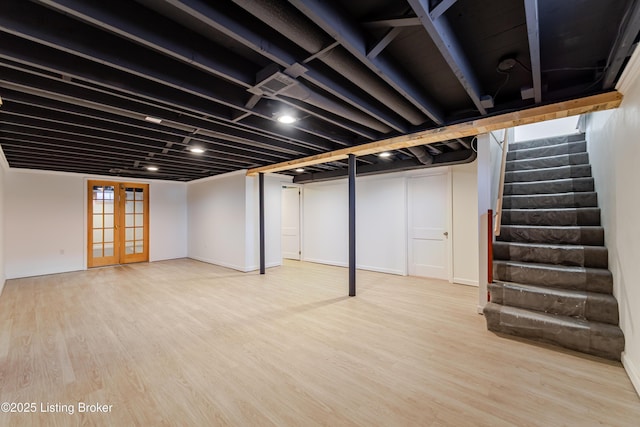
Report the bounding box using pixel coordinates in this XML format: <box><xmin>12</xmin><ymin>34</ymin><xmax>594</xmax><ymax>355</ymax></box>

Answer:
<box><xmin>259</xmin><ymin>172</ymin><xmax>265</xmax><ymax>275</ymax></box>
<box><xmin>348</xmin><ymin>154</ymin><xmax>356</xmax><ymax>296</ymax></box>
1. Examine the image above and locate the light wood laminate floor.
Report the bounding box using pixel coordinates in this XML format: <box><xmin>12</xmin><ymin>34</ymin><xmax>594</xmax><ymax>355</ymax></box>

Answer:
<box><xmin>0</xmin><ymin>259</ymin><xmax>638</xmax><ymax>426</ymax></box>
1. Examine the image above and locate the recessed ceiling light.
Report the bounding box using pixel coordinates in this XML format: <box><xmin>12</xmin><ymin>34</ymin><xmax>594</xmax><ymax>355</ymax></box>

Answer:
<box><xmin>277</xmin><ymin>114</ymin><xmax>297</xmax><ymax>124</ymax></box>
<box><xmin>144</xmin><ymin>116</ymin><xmax>162</xmax><ymax>124</ymax></box>
<box><xmin>295</xmin><ymin>168</ymin><xmax>305</xmax><ymax>173</ymax></box>
<box><xmin>146</xmin><ymin>166</ymin><xmax>159</xmax><ymax>171</ymax></box>
<box><xmin>189</xmin><ymin>147</ymin><xmax>205</xmax><ymax>153</ymax></box>
<box><xmin>378</xmin><ymin>152</ymin><xmax>392</xmax><ymax>158</ymax></box>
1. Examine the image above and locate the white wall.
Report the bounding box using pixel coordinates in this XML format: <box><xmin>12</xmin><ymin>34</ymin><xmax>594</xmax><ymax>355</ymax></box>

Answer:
<box><xmin>514</xmin><ymin>116</ymin><xmax>580</xmax><ymax>141</ymax></box>
<box><xmin>0</xmin><ymin>159</ymin><xmax>5</xmax><ymax>295</ymax></box>
<box><xmin>4</xmin><ymin>170</ymin><xmax>188</xmax><ymax>279</ymax></box>
<box><xmin>477</xmin><ymin>130</ymin><xmax>511</xmax><ymax>312</ymax></box>
<box><xmin>5</xmin><ymin>172</ymin><xmax>85</xmax><ymax>278</ymax></box>
<box><xmin>188</xmin><ymin>171</ymin><xmax>287</xmax><ymax>272</ymax></box>
<box><xmin>356</xmin><ymin>175</ymin><xmax>407</xmax><ymax>275</ymax></box>
<box><xmin>301</xmin><ymin>164</ymin><xmax>479</xmax><ymax>281</ymax></box>
<box><xmin>452</xmin><ymin>161</ymin><xmax>479</xmax><ymax>286</ymax></box>
<box><xmin>187</xmin><ymin>171</ymin><xmax>248</xmax><ymax>271</ymax></box>
<box><xmin>302</xmin><ymin>180</ymin><xmax>349</xmax><ymax>267</ymax></box>
<box><xmin>583</xmin><ymin>48</ymin><xmax>640</xmax><ymax>395</ymax></box>
<box><xmin>246</xmin><ymin>174</ymin><xmax>290</xmax><ymax>270</ymax></box>
<box><xmin>149</xmin><ymin>181</ymin><xmax>188</xmax><ymax>262</ymax></box>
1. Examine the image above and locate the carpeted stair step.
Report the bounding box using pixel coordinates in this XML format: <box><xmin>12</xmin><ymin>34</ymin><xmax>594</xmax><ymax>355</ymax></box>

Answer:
<box><xmin>488</xmin><ymin>282</ymin><xmax>619</xmax><ymax>324</ymax></box>
<box><xmin>486</xmin><ymin>132</ymin><xmax>622</xmax><ymax>361</ymax></box>
<box><xmin>503</xmin><ymin>192</ymin><xmax>597</xmax><ymax>209</ymax></box>
<box><xmin>493</xmin><ymin>241</ymin><xmax>608</xmax><ymax>268</ymax></box>
<box><xmin>507</xmin><ymin>140</ymin><xmax>586</xmax><ymax>161</ymax></box>
<box><xmin>506</xmin><ymin>152</ymin><xmax>589</xmax><ymax>172</ymax></box>
<box><xmin>483</xmin><ymin>302</ymin><xmax>624</xmax><ymax>360</ymax></box>
<box><xmin>508</xmin><ymin>134</ymin><xmax>585</xmax><ymax>151</ymax></box>
<box><xmin>493</xmin><ymin>260</ymin><xmax>612</xmax><ymax>293</ymax></box>
<box><xmin>505</xmin><ymin>164</ymin><xmax>592</xmax><ymax>183</ymax></box>
<box><xmin>498</xmin><ymin>225</ymin><xmax>604</xmax><ymax>245</ymax></box>
<box><xmin>504</xmin><ymin>177</ymin><xmax>594</xmax><ymax>195</ymax></box>
<box><xmin>501</xmin><ymin>208</ymin><xmax>601</xmax><ymax>226</ymax></box>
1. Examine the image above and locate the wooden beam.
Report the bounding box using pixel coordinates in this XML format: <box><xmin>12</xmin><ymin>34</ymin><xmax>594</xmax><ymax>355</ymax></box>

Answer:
<box><xmin>246</xmin><ymin>91</ymin><xmax>622</xmax><ymax>176</ymax></box>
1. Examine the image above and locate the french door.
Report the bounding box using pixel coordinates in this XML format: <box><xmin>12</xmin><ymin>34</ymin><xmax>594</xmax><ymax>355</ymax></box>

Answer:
<box><xmin>88</xmin><ymin>181</ymin><xmax>149</xmax><ymax>267</ymax></box>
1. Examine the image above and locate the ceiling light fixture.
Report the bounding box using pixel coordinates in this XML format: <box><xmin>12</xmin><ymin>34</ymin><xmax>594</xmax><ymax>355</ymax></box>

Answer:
<box><xmin>189</xmin><ymin>147</ymin><xmax>205</xmax><ymax>153</ymax></box>
<box><xmin>146</xmin><ymin>166</ymin><xmax>159</xmax><ymax>171</ymax></box>
<box><xmin>277</xmin><ymin>114</ymin><xmax>297</xmax><ymax>124</ymax></box>
<box><xmin>378</xmin><ymin>152</ymin><xmax>392</xmax><ymax>158</ymax></box>
<box><xmin>295</xmin><ymin>168</ymin><xmax>305</xmax><ymax>173</ymax></box>
<box><xmin>144</xmin><ymin>116</ymin><xmax>162</xmax><ymax>124</ymax></box>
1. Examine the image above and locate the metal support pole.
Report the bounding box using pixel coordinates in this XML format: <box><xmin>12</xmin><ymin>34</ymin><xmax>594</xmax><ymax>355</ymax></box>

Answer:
<box><xmin>259</xmin><ymin>172</ymin><xmax>265</xmax><ymax>275</ymax></box>
<box><xmin>348</xmin><ymin>154</ymin><xmax>356</xmax><ymax>296</ymax></box>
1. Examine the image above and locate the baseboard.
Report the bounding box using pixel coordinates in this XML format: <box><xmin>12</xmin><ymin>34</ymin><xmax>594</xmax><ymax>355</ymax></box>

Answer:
<box><xmin>454</xmin><ymin>277</ymin><xmax>479</xmax><ymax>287</ymax></box>
<box><xmin>302</xmin><ymin>258</ymin><xmax>348</xmax><ymax>268</ymax></box>
<box><xmin>477</xmin><ymin>305</ymin><xmax>486</xmax><ymax>315</ymax></box>
<box><xmin>187</xmin><ymin>256</ymin><xmax>248</xmax><ymax>273</ymax></box>
<box><xmin>0</xmin><ymin>278</ymin><xmax>5</xmax><ymax>298</ymax></box>
<box><xmin>356</xmin><ymin>264</ymin><xmax>404</xmax><ymax>276</ymax></box>
<box><xmin>243</xmin><ymin>262</ymin><xmax>282</xmax><ymax>272</ymax></box>
<box><xmin>622</xmin><ymin>352</ymin><xmax>640</xmax><ymax>398</ymax></box>
<box><xmin>301</xmin><ymin>258</ymin><xmax>406</xmax><ymax>276</ymax></box>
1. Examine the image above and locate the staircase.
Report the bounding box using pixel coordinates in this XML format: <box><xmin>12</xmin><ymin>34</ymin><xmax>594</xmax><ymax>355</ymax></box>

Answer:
<box><xmin>483</xmin><ymin>133</ymin><xmax>625</xmax><ymax>360</ymax></box>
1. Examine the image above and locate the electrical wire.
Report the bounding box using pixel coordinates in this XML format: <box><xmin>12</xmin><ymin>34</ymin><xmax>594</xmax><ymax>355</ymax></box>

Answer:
<box><xmin>514</xmin><ymin>58</ymin><xmax>531</xmax><ymax>72</ymax></box>
<box><xmin>470</xmin><ymin>136</ymin><xmax>478</xmax><ymax>153</ymax></box>
<box><xmin>492</xmin><ymin>69</ymin><xmax>511</xmax><ymax>102</ymax></box>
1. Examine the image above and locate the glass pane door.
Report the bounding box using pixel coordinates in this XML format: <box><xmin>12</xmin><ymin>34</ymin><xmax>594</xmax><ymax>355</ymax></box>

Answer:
<box><xmin>87</xmin><ymin>181</ymin><xmax>149</xmax><ymax>267</ymax></box>
<box><xmin>120</xmin><ymin>184</ymin><xmax>148</xmax><ymax>264</ymax></box>
<box><xmin>88</xmin><ymin>182</ymin><xmax>119</xmax><ymax>267</ymax></box>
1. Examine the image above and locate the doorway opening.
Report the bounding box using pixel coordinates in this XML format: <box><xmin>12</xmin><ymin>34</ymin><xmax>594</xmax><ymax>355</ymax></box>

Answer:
<box><xmin>281</xmin><ymin>185</ymin><xmax>301</xmax><ymax>260</ymax></box>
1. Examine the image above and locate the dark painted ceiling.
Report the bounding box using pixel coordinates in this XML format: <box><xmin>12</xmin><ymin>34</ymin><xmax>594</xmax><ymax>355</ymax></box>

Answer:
<box><xmin>0</xmin><ymin>0</ymin><xmax>638</xmax><ymax>182</ymax></box>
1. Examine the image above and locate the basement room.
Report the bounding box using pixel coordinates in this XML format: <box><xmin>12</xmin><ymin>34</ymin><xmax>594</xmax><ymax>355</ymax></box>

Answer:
<box><xmin>1</xmin><ymin>0</ymin><xmax>640</xmax><ymax>425</ymax></box>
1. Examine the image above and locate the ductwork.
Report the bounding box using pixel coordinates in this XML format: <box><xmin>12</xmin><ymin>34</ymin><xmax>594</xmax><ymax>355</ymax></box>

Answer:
<box><xmin>407</xmin><ymin>145</ymin><xmax>434</xmax><ymax>165</ymax></box>
<box><xmin>293</xmin><ymin>149</ymin><xmax>477</xmax><ymax>184</ymax></box>
<box><xmin>250</xmin><ymin>67</ymin><xmax>392</xmax><ymax>133</ymax></box>
<box><xmin>231</xmin><ymin>0</ymin><xmax>427</xmax><ymax>126</ymax></box>
<box><xmin>279</xmin><ymin>82</ymin><xmax>393</xmax><ymax>134</ymax></box>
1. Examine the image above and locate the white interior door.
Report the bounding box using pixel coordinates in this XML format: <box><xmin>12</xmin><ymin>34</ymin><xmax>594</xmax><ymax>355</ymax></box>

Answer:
<box><xmin>281</xmin><ymin>186</ymin><xmax>301</xmax><ymax>260</ymax></box>
<box><xmin>408</xmin><ymin>173</ymin><xmax>450</xmax><ymax>279</ymax></box>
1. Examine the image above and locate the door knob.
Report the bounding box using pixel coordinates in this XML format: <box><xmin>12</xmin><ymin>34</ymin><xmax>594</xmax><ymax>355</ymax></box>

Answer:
<box><xmin>443</xmin><ymin>231</ymin><xmax>449</xmax><ymax>237</ymax></box>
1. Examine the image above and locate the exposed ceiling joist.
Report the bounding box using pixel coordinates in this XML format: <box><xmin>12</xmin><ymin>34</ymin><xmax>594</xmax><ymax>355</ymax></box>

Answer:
<box><xmin>27</xmin><ymin>0</ymin><xmax>254</xmax><ymax>86</ymax></box>
<box><xmin>0</xmin><ymin>76</ymin><xmax>323</xmax><ymax>156</ymax></box>
<box><xmin>429</xmin><ymin>0</ymin><xmax>458</xmax><ymax>21</ymax></box>
<box><xmin>524</xmin><ymin>0</ymin><xmax>542</xmax><ymax>103</ymax></box>
<box><xmin>247</xmin><ymin>91</ymin><xmax>622</xmax><ymax>175</ymax></box>
<box><xmin>367</xmin><ymin>27</ymin><xmax>403</xmax><ymax>59</ymax></box>
<box><xmin>362</xmin><ymin>17</ymin><xmax>421</xmax><ymax>28</ymax></box>
<box><xmin>227</xmin><ymin>0</ymin><xmax>419</xmax><ymax>131</ymax></box>
<box><xmin>407</xmin><ymin>0</ymin><xmax>487</xmax><ymax>115</ymax></box>
<box><xmin>1</xmin><ymin>0</ymin><xmax>636</xmax><ymax>181</ymax></box>
<box><xmin>26</xmin><ymin>0</ymin><xmax>376</xmax><ymax>141</ymax></box>
<box><xmin>288</xmin><ymin>0</ymin><xmax>444</xmax><ymax>124</ymax></box>
<box><xmin>139</xmin><ymin>0</ymin><xmax>407</xmax><ymax>134</ymax></box>
<box><xmin>603</xmin><ymin>0</ymin><xmax>640</xmax><ymax>89</ymax></box>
